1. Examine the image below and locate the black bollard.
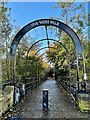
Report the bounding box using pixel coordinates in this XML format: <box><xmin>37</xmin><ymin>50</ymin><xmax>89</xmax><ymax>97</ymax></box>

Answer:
<box><xmin>43</xmin><ymin>89</ymin><xmax>48</xmax><ymax>111</ymax></box>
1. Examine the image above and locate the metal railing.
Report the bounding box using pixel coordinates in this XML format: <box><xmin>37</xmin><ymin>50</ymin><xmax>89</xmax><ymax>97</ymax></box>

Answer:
<box><xmin>25</xmin><ymin>77</ymin><xmax>45</xmax><ymax>91</ymax></box>
<box><xmin>0</xmin><ymin>77</ymin><xmax>45</xmax><ymax>118</ymax></box>
<box><xmin>57</xmin><ymin>77</ymin><xmax>77</xmax><ymax>101</ymax></box>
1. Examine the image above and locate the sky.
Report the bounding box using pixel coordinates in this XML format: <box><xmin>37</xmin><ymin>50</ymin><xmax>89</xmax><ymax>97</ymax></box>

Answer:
<box><xmin>7</xmin><ymin>2</ymin><xmax>88</xmax><ymax>32</ymax></box>
<box><xmin>7</xmin><ymin>2</ymin><xmax>60</xmax><ymax>28</ymax></box>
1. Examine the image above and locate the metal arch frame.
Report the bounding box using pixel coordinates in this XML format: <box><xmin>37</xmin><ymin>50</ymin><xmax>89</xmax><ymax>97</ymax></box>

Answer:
<box><xmin>27</xmin><ymin>39</ymin><xmax>86</xmax><ymax>94</ymax></box>
<box><xmin>28</xmin><ymin>51</ymin><xmax>57</xmax><ymax>82</ymax></box>
<box><xmin>36</xmin><ymin>52</ymin><xmax>59</xmax><ymax>66</ymax></box>
<box><xmin>26</xmin><ymin>46</ymin><xmax>58</xmax><ymax>67</ymax></box>
<box><xmin>26</xmin><ymin>38</ymin><xmax>71</xmax><ymax>83</ymax></box>
<box><xmin>26</xmin><ymin>39</ymin><xmax>85</xmax><ymax>95</ymax></box>
<box><xmin>10</xmin><ymin>18</ymin><xmax>83</xmax><ymax>56</ymax></box>
<box><xmin>35</xmin><ymin>49</ymin><xmax>59</xmax><ymax>64</ymax></box>
<box><xmin>36</xmin><ymin>51</ymin><xmax>57</xmax><ymax>61</ymax></box>
<box><xmin>26</xmin><ymin>46</ymin><xmax>58</xmax><ymax>68</ymax></box>
<box><xmin>34</xmin><ymin>46</ymin><xmax>57</xmax><ymax>57</ymax></box>
<box><xmin>27</xmin><ymin>38</ymin><xmax>68</xmax><ymax>57</ymax></box>
<box><xmin>26</xmin><ymin>40</ymin><xmax>61</xmax><ymax>79</ymax></box>
<box><xmin>26</xmin><ymin>39</ymin><xmax>69</xmax><ymax>77</ymax></box>
<box><xmin>26</xmin><ymin>38</ymin><xmax>69</xmax><ymax>68</ymax></box>
<box><xmin>26</xmin><ymin>39</ymin><xmax>69</xmax><ymax>73</ymax></box>
<box><xmin>10</xmin><ymin>18</ymin><xmax>86</xmax><ymax>98</ymax></box>
<box><xmin>37</xmin><ymin>52</ymin><xmax>47</xmax><ymax>60</ymax></box>
<box><xmin>27</xmin><ymin>44</ymin><xmax>71</xmax><ymax>81</ymax></box>
<box><xmin>34</xmin><ymin>47</ymin><xmax>71</xmax><ymax>86</ymax></box>
<box><xmin>36</xmin><ymin>56</ymin><xmax>54</xmax><ymax>81</ymax></box>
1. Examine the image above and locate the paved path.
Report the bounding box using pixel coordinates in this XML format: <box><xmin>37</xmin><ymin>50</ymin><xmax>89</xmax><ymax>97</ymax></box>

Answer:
<box><xmin>12</xmin><ymin>79</ymin><xmax>89</xmax><ymax>119</ymax></box>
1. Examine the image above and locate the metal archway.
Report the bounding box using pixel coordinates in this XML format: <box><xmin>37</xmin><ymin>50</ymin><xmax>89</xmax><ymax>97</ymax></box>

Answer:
<box><xmin>31</xmin><ymin>46</ymin><xmax>71</xmax><ymax>90</ymax></box>
<box><xmin>26</xmin><ymin>37</ymin><xmax>85</xmax><ymax>92</ymax></box>
<box><xmin>26</xmin><ymin>38</ymin><xmax>71</xmax><ymax>81</ymax></box>
<box><xmin>10</xmin><ymin>19</ymin><xmax>83</xmax><ymax>56</ymax></box>
<box><xmin>26</xmin><ymin>38</ymin><xmax>69</xmax><ymax>72</ymax></box>
<box><xmin>26</xmin><ymin>39</ymin><xmax>70</xmax><ymax>82</ymax></box>
<box><xmin>10</xmin><ymin>18</ymin><xmax>86</xmax><ymax>100</ymax></box>
<box><xmin>27</xmin><ymin>45</ymin><xmax>71</xmax><ymax>79</ymax></box>
<box><xmin>34</xmin><ymin>46</ymin><xmax>57</xmax><ymax>56</ymax></box>
<box><xmin>27</xmin><ymin>38</ymin><xmax>68</xmax><ymax>57</ymax></box>
<box><xmin>37</xmin><ymin>52</ymin><xmax>56</xmax><ymax>61</ymax></box>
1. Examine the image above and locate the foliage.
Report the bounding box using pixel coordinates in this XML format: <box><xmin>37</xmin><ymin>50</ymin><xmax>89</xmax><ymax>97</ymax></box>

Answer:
<box><xmin>47</xmin><ymin>1</ymin><xmax>89</xmax><ymax>84</ymax></box>
<box><xmin>55</xmin><ymin>2</ymin><xmax>88</xmax><ymax>39</ymax></box>
<box><xmin>0</xmin><ymin>2</ymin><xmax>12</xmax><ymax>82</ymax></box>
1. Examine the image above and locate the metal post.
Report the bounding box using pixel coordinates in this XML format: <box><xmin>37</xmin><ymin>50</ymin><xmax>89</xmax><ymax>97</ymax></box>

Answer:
<box><xmin>43</xmin><ymin>89</ymin><xmax>48</xmax><ymax>111</ymax></box>
<box><xmin>68</xmin><ymin>55</ymin><xmax>71</xmax><ymax>93</ymax></box>
<box><xmin>76</xmin><ymin>54</ymin><xmax>79</xmax><ymax>103</ymax></box>
<box><xmin>8</xmin><ymin>49</ymin><xmax>11</xmax><ymax>80</ymax></box>
<box><xmin>38</xmin><ymin>64</ymin><xmax>39</xmax><ymax>83</ymax></box>
<box><xmin>54</xmin><ymin>56</ymin><xmax>56</xmax><ymax>80</ymax></box>
<box><xmin>25</xmin><ymin>56</ymin><xmax>28</xmax><ymax>79</ymax></box>
<box><xmin>25</xmin><ymin>51</ymin><xmax>29</xmax><ymax>81</ymax></box>
<box><xmin>54</xmin><ymin>64</ymin><xmax>56</xmax><ymax>80</ymax></box>
<box><xmin>76</xmin><ymin>54</ymin><xmax>79</xmax><ymax>90</ymax></box>
<box><xmin>14</xmin><ymin>54</ymin><xmax>16</xmax><ymax>81</ymax></box>
<box><xmin>82</xmin><ymin>53</ymin><xmax>87</xmax><ymax>92</ymax></box>
<box><xmin>37</xmin><ymin>63</ymin><xmax>39</xmax><ymax>84</ymax></box>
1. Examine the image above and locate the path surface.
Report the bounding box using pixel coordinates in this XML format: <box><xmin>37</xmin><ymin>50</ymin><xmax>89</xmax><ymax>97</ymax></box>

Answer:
<box><xmin>12</xmin><ymin>79</ymin><xmax>89</xmax><ymax>119</ymax></box>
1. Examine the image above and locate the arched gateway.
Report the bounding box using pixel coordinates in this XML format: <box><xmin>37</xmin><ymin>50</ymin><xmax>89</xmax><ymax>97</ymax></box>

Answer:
<box><xmin>10</xmin><ymin>19</ymin><xmax>86</xmax><ymax>99</ymax></box>
<box><xmin>10</xmin><ymin>19</ymin><xmax>83</xmax><ymax>55</ymax></box>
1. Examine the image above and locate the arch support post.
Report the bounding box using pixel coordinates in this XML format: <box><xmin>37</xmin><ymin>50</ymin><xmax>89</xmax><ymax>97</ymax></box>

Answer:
<box><xmin>67</xmin><ymin>55</ymin><xmax>71</xmax><ymax>94</ymax></box>
<box><xmin>37</xmin><ymin>63</ymin><xmax>39</xmax><ymax>84</ymax></box>
<box><xmin>76</xmin><ymin>54</ymin><xmax>79</xmax><ymax>103</ymax></box>
<box><xmin>82</xmin><ymin>53</ymin><xmax>87</xmax><ymax>92</ymax></box>
<box><xmin>8</xmin><ymin>50</ymin><xmax>11</xmax><ymax>80</ymax></box>
<box><xmin>14</xmin><ymin>54</ymin><xmax>16</xmax><ymax>81</ymax></box>
<box><xmin>25</xmin><ymin>56</ymin><xmax>28</xmax><ymax>79</ymax></box>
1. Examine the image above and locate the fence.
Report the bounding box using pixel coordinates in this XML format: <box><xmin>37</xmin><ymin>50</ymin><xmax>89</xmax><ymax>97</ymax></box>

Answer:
<box><xmin>25</xmin><ymin>77</ymin><xmax>45</xmax><ymax>91</ymax></box>
<box><xmin>0</xmin><ymin>77</ymin><xmax>45</xmax><ymax>117</ymax></box>
<box><xmin>57</xmin><ymin>77</ymin><xmax>77</xmax><ymax>101</ymax></box>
